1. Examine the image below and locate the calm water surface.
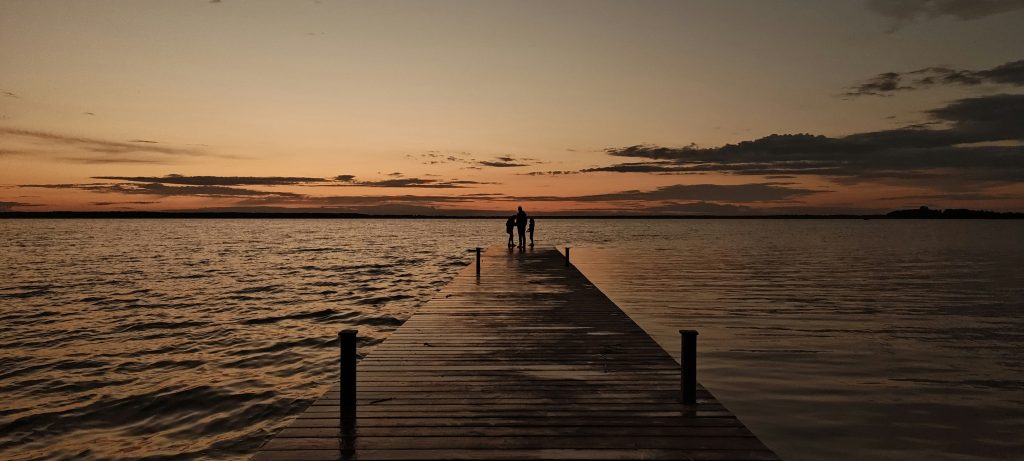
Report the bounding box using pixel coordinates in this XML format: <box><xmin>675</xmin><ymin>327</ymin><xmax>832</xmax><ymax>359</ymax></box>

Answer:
<box><xmin>1</xmin><ymin>219</ymin><xmax>1021</xmax><ymax>460</ymax></box>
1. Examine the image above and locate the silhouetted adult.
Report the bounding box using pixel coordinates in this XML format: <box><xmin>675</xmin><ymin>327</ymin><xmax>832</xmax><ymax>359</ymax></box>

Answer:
<box><xmin>528</xmin><ymin>218</ymin><xmax>535</xmax><ymax>246</ymax></box>
<box><xmin>506</xmin><ymin>215</ymin><xmax>515</xmax><ymax>248</ymax></box>
<box><xmin>516</xmin><ymin>206</ymin><xmax>528</xmax><ymax>248</ymax></box>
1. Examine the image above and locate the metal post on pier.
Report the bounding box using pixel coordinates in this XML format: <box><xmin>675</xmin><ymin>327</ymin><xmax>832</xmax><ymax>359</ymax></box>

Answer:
<box><xmin>475</xmin><ymin>247</ymin><xmax>481</xmax><ymax>277</ymax></box>
<box><xmin>339</xmin><ymin>330</ymin><xmax>358</xmax><ymax>422</ymax></box>
<box><xmin>680</xmin><ymin>329</ymin><xmax>698</xmax><ymax>404</ymax></box>
<box><xmin>565</xmin><ymin>247</ymin><xmax>571</xmax><ymax>266</ymax></box>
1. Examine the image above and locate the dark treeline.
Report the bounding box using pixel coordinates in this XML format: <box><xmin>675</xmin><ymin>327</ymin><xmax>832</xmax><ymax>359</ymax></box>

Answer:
<box><xmin>884</xmin><ymin>206</ymin><xmax>1023</xmax><ymax>219</ymax></box>
<box><xmin>1</xmin><ymin>207</ymin><xmax>1021</xmax><ymax>219</ymax></box>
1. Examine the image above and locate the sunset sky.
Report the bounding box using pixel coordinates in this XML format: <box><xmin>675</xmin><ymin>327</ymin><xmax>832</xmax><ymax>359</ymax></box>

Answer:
<box><xmin>2</xmin><ymin>0</ymin><xmax>1022</xmax><ymax>214</ymax></box>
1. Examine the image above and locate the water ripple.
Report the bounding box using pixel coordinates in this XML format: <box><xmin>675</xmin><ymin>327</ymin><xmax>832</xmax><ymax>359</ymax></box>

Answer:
<box><xmin>1</xmin><ymin>219</ymin><xmax>1022</xmax><ymax>461</ymax></box>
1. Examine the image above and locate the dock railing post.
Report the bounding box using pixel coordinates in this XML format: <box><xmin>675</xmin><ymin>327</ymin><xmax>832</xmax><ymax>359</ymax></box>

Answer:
<box><xmin>565</xmin><ymin>247</ymin><xmax>570</xmax><ymax>266</ymax></box>
<box><xmin>339</xmin><ymin>330</ymin><xmax>357</xmax><ymax>422</ymax></box>
<box><xmin>680</xmin><ymin>330</ymin><xmax>698</xmax><ymax>404</ymax></box>
<box><xmin>475</xmin><ymin>247</ymin><xmax>481</xmax><ymax>277</ymax></box>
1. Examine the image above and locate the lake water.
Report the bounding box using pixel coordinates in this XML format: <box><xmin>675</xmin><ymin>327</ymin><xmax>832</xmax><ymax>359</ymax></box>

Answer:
<box><xmin>1</xmin><ymin>219</ymin><xmax>1022</xmax><ymax>460</ymax></box>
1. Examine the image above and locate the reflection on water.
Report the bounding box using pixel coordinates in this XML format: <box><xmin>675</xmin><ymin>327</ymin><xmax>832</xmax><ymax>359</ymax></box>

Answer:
<box><xmin>1</xmin><ymin>219</ymin><xmax>1022</xmax><ymax>460</ymax></box>
<box><xmin>0</xmin><ymin>219</ymin><xmax>495</xmax><ymax>460</ymax></box>
<box><xmin>563</xmin><ymin>220</ymin><xmax>1024</xmax><ymax>461</ymax></box>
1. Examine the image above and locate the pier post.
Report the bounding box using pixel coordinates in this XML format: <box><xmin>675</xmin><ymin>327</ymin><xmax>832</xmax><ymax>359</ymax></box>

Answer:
<box><xmin>476</xmin><ymin>247</ymin><xmax>481</xmax><ymax>277</ymax></box>
<box><xmin>680</xmin><ymin>330</ymin><xmax>698</xmax><ymax>404</ymax></box>
<box><xmin>565</xmin><ymin>247</ymin><xmax>570</xmax><ymax>266</ymax></box>
<box><xmin>339</xmin><ymin>330</ymin><xmax>358</xmax><ymax>421</ymax></box>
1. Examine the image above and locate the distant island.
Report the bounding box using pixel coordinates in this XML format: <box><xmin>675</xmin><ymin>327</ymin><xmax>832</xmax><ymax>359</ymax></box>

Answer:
<box><xmin>0</xmin><ymin>206</ymin><xmax>1021</xmax><ymax>219</ymax></box>
<box><xmin>884</xmin><ymin>206</ymin><xmax>1024</xmax><ymax>219</ymax></box>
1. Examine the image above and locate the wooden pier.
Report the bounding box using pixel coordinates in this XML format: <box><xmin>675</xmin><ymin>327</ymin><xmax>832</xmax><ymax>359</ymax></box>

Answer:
<box><xmin>254</xmin><ymin>246</ymin><xmax>779</xmax><ymax>460</ymax></box>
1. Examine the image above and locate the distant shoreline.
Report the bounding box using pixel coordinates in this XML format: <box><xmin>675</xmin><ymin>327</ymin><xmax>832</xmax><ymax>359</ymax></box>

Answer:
<box><xmin>2</xmin><ymin>209</ymin><xmax>1021</xmax><ymax>219</ymax></box>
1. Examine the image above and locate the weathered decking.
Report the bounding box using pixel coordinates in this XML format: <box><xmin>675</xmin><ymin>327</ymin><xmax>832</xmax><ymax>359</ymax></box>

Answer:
<box><xmin>255</xmin><ymin>246</ymin><xmax>779</xmax><ymax>460</ymax></box>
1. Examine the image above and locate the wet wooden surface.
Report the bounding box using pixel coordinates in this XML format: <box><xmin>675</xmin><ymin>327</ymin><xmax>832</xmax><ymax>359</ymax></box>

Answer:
<box><xmin>254</xmin><ymin>246</ymin><xmax>779</xmax><ymax>460</ymax></box>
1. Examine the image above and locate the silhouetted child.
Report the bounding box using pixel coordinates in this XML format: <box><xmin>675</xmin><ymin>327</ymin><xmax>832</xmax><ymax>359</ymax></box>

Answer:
<box><xmin>528</xmin><ymin>218</ymin><xmax>535</xmax><ymax>246</ymax></box>
<box><xmin>506</xmin><ymin>215</ymin><xmax>515</xmax><ymax>248</ymax></box>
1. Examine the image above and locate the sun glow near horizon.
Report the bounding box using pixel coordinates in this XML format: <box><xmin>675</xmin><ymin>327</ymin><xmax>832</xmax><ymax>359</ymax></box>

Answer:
<box><xmin>2</xmin><ymin>0</ymin><xmax>1023</xmax><ymax>214</ymax></box>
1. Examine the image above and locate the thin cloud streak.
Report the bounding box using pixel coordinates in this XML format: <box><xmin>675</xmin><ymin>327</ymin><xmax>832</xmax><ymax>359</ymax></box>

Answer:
<box><xmin>0</xmin><ymin>201</ymin><xmax>39</xmax><ymax>211</ymax></box>
<box><xmin>0</xmin><ymin>128</ymin><xmax>226</xmax><ymax>164</ymax></box>
<box><xmin>511</xmin><ymin>183</ymin><xmax>825</xmax><ymax>204</ymax></box>
<box><xmin>91</xmin><ymin>201</ymin><xmax>160</xmax><ymax>206</ymax></box>
<box><xmin>332</xmin><ymin>176</ymin><xmax>491</xmax><ymax>188</ymax></box>
<box><xmin>22</xmin><ymin>182</ymin><xmax>302</xmax><ymax>198</ymax></box>
<box><xmin>408</xmin><ymin>151</ymin><xmax>540</xmax><ymax>168</ymax></box>
<box><xmin>86</xmin><ymin>174</ymin><xmax>490</xmax><ymax>189</ymax></box>
<box><xmin>93</xmin><ymin>175</ymin><xmax>327</xmax><ymax>186</ymax></box>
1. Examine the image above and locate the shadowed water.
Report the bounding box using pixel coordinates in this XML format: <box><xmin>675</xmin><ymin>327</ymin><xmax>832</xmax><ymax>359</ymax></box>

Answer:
<box><xmin>1</xmin><ymin>219</ymin><xmax>1021</xmax><ymax>460</ymax></box>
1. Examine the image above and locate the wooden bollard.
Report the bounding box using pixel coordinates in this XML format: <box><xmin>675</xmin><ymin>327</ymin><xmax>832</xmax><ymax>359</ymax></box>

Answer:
<box><xmin>475</xmin><ymin>247</ymin><xmax>481</xmax><ymax>277</ymax></box>
<box><xmin>565</xmin><ymin>247</ymin><xmax>570</xmax><ymax>266</ymax></box>
<box><xmin>339</xmin><ymin>330</ymin><xmax>358</xmax><ymax>421</ymax></box>
<box><xmin>680</xmin><ymin>330</ymin><xmax>698</xmax><ymax>404</ymax></box>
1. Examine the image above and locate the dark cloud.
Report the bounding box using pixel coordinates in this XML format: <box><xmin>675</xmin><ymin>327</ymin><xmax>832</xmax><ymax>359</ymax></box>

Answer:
<box><xmin>23</xmin><ymin>182</ymin><xmax>301</xmax><ymax>198</ymax></box>
<box><xmin>225</xmin><ymin>192</ymin><xmax>505</xmax><ymax>215</ymax></box>
<box><xmin>0</xmin><ymin>201</ymin><xmax>39</xmax><ymax>211</ymax></box>
<box><xmin>980</xmin><ymin>59</ymin><xmax>1024</xmax><ymax>85</ymax></box>
<box><xmin>845</xmin><ymin>72</ymin><xmax>914</xmax><ymax>97</ymax></box>
<box><xmin>81</xmin><ymin>173</ymin><xmax>489</xmax><ymax>190</ymax></box>
<box><xmin>518</xmin><ymin>183</ymin><xmax>823</xmax><ymax>203</ymax></box>
<box><xmin>521</xmin><ymin>170</ymin><xmax>580</xmax><ymax>176</ymax></box>
<box><xmin>478</xmin><ymin>155</ymin><xmax>538</xmax><ymax>168</ymax></box>
<box><xmin>866</xmin><ymin>0</ymin><xmax>1024</xmax><ymax>29</ymax></box>
<box><xmin>353</xmin><ymin>178</ymin><xmax>455</xmax><ymax>188</ymax></box>
<box><xmin>0</xmin><ymin>128</ymin><xmax>215</xmax><ymax>164</ymax></box>
<box><xmin>594</xmin><ymin>93</ymin><xmax>1024</xmax><ymax>185</ymax></box>
<box><xmin>845</xmin><ymin>59</ymin><xmax>1024</xmax><ymax>96</ymax></box>
<box><xmin>583</xmin><ymin>162</ymin><xmax>684</xmax><ymax>173</ymax></box>
<box><xmin>479</xmin><ymin>160</ymin><xmax>529</xmax><ymax>167</ymax></box>
<box><xmin>409</xmin><ymin>151</ymin><xmax>539</xmax><ymax>168</ymax></box>
<box><xmin>324</xmin><ymin>175</ymin><xmax>491</xmax><ymax>188</ymax></box>
<box><xmin>91</xmin><ymin>201</ymin><xmax>159</xmax><ymax>206</ymax></box>
<box><xmin>411</xmin><ymin>151</ymin><xmax>476</xmax><ymax>165</ymax></box>
<box><xmin>238</xmin><ymin>193</ymin><xmax>497</xmax><ymax>207</ymax></box>
<box><xmin>92</xmin><ymin>174</ymin><xmax>326</xmax><ymax>186</ymax></box>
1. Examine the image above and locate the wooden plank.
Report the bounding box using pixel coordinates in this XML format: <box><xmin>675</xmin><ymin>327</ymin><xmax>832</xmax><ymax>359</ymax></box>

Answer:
<box><xmin>262</xmin><ymin>435</ymin><xmax>772</xmax><ymax>450</ymax></box>
<box><xmin>255</xmin><ymin>246</ymin><xmax>779</xmax><ymax>461</ymax></box>
<box><xmin>254</xmin><ymin>448</ymin><xmax>780</xmax><ymax>461</ymax></box>
<box><xmin>285</xmin><ymin>416</ymin><xmax>748</xmax><ymax>428</ymax></box>
<box><xmin>275</xmin><ymin>426</ymin><xmax>756</xmax><ymax>438</ymax></box>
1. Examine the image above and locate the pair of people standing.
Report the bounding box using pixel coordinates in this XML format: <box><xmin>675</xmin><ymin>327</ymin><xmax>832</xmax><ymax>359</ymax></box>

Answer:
<box><xmin>506</xmin><ymin>206</ymin><xmax>534</xmax><ymax>248</ymax></box>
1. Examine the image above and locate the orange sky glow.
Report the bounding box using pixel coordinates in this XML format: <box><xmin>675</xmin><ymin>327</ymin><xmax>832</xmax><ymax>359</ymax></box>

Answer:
<box><xmin>2</xmin><ymin>1</ymin><xmax>1022</xmax><ymax>215</ymax></box>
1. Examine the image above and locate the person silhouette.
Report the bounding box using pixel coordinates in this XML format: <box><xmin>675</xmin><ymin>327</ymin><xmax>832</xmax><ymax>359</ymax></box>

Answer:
<box><xmin>506</xmin><ymin>215</ymin><xmax>515</xmax><ymax>248</ymax></box>
<box><xmin>528</xmin><ymin>217</ymin><xmax>535</xmax><ymax>246</ymax></box>
<box><xmin>516</xmin><ymin>206</ymin><xmax>528</xmax><ymax>248</ymax></box>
